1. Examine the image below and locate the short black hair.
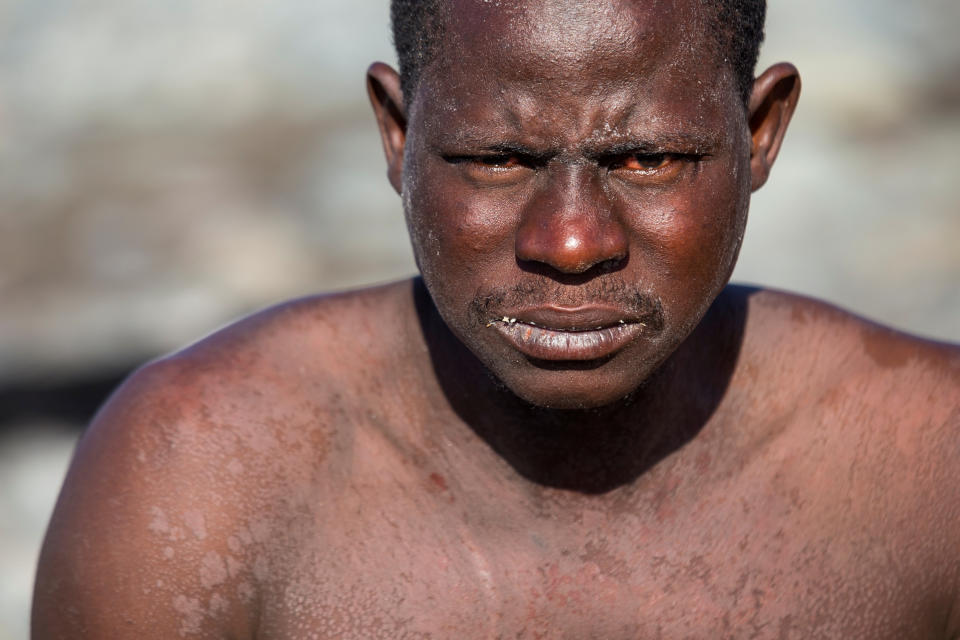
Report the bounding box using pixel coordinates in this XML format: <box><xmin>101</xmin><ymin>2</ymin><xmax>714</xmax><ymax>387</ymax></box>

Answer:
<box><xmin>390</xmin><ymin>0</ymin><xmax>766</xmax><ymax>107</ymax></box>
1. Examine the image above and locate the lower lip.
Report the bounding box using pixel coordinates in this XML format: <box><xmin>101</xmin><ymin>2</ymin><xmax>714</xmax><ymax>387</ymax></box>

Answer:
<box><xmin>491</xmin><ymin>321</ymin><xmax>645</xmax><ymax>361</ymax></box>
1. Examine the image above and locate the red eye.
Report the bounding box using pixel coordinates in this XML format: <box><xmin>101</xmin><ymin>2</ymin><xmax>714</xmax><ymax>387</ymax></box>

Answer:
<box><xmin>618</xmin><ymin>153</ymin><xmax>671</xmax><ymax>171</ymax></box>
<box><xmin>607</xmin><ymin>151</ymin><xmax>695</xmax><ymax>185</ymax></box>
<box><xmin>476</xmin><ymin>154</ymin><xmax>522</xmax><ymax>168</ymax></box>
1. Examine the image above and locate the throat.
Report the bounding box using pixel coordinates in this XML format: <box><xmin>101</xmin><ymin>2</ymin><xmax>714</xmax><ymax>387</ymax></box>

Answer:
<box><xmin>411</xmin><ymin>278</ymin><xmax>746</xmax><ymax>496</ymax></box>
<box><xmin>429</xmin><ymin>343</ymin><xmax>698</xmax><ymax>494</ymax></box>
<box><xmin>480</xmin><ymin>376</ymin><xmax>696</xmax><ymax>494</ymax></box>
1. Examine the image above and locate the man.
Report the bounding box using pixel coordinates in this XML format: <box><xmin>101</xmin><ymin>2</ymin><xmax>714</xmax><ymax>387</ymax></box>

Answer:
<box><xmin>33</xmin><ymin>0</ymin><xmax>960</xmax><ymax>637</ymax></box>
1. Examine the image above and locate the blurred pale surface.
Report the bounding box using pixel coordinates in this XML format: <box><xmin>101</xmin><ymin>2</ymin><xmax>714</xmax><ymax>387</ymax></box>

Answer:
<box><xmin>1</xmin><ymin>1</ymin><xmax>958</xmax><ymax>637</ymax></box>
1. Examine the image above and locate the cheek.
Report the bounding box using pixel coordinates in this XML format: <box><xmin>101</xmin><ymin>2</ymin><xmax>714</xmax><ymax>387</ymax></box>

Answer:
<box><xmin>644</xmin><ymin>116</ymin><xmax>752</xmax><ymax>284</ymax></box>
<box><xmin>405</xmin><ymin>165</ymin><xmax>521</xmax><ymax>278</ymax></box>
<box><xmin>666</xmin><ymin>188</ymin><xmax>742</xmax><ymax>274</ymax></box>
<box><xmin>620</xmin><ymin>165</ymin><xmax>747</xmax><ymax>309</ymax></box>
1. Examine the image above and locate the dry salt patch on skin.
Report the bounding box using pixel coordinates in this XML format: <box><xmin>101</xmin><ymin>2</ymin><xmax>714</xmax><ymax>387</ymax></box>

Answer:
<box><xmin>227</xmin><ymin>535</ymin><xmax>243</xmax><ymax>553</ymax></box>
<box><xmin>172</xmin><ymin>595</ymin><xmax>204</xmax><ymax>636</ymax></box>
<box><xmin>200</xmin><ymin>550</ymin><xmax>229</xmax><ymax>589</ymax></box>
<box><xmin>149</xmin><ymin>506</ymin><xmax>171</xmax><ymax>536</ymax></box>
<box><xmin>209</xmin><ymin>593</ymin><xmax>229</xmax><ymax>615</ymax></box>
<box><xmin>226</xmin><ymin>554</ymin><xmax>245</xmax><ymax>579</ymax></box>
<box><xmin>184</xmin><ymin>510</ymin><xmax>207</xmax><ymax>541</ymax></box>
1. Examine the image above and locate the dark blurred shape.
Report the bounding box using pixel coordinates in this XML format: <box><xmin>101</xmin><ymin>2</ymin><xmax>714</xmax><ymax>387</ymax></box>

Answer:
<box><xmin>0</xmin><ymin>365</ymin><xmax>139</xmax><ymax>430</ymax></box>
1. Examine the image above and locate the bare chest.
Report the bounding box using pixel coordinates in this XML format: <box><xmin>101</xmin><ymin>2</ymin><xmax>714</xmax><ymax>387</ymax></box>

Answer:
<box><xmin>255</xmin><ymin>471</ymin><xmax>943</xmax><ymax>640</ymax></box>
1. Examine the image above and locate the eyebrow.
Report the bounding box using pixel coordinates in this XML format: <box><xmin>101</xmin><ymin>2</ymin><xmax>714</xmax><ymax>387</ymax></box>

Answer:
<box><xmin>585</xmin><ymin>132</ymin><xmax>720</xmax><ymax>156</ymax></box>
<box><xmin>454</xmin><ymin>142</ymin><xmax>555</xmax><ymax>161</ymax></box>
<box><xmin>432</xmin><ymin>127</ymin><xmax>721</xmax><ymax>157</ymax></box>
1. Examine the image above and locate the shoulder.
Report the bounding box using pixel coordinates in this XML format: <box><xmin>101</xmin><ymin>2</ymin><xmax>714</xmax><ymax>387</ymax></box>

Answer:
<box><xmin>734</xmin><ymin>285</ymin><xmax>960</xmax><ymax>471</ymax></box>
<box><xmin>32</xmin><ymin>279</ymin><xmax>419</xmax><ymax>638</ymax></box>
<box><xmin>710</xmin><ymin>286</ymin><xmax>958</xmax><ymax>478</ymax></box>
<box><xmin>733</xmin><ymin>285</ymin><xmax>959</xmax><ymax>399</ymax></box>
<box><xmin>728</xmin><ymin>287</ymin><xmax>960</xmax><ymax>601</ymax></box>
<box><xmin>725</xmin><ymin>287</ymin><xmax>960</xmax><ymax>627</ymax></box>
<box><xmin>731</xmin><ymin>286</ymin><xmax>959</xmax><ymax>449</ymax></box>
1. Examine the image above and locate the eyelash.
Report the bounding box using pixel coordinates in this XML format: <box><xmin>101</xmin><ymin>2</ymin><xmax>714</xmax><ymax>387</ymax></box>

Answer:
<box><xmin>444</xmin><ymin>153</ymin><xmax>539</xmax><ymax>170</ymax></box>
<box><xmin>443</xmin><ymin>152</ymin><xmax>701</xmax><ymax>172</ymax></box>
<box><xmin>441</xmin><ymin>151</ymin><xmax>705</xmax><ymax>189</ymax></box>
<box><xmin>609</xmin><ymin>153</ymin><xmax>670</xmax><ymax>172</ymax></box>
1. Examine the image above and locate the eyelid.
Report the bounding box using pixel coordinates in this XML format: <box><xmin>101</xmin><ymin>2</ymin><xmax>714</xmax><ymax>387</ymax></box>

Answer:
<box><xmin>440</xmin><ymin>151</ymin><xmax>538</xmax><ymax>185</ymax></box>
<box><xmin>441</xmin><ymin>150</ymin><xmax>546</xmax><ymax>169</ymax></box>
<box><xmin>603</xmin><ymin>151</ymin><xmax>708</xmax><ymax>187</ymax></box>
<box><xmin>605</xmin><ymin>151</ymin><xmax>705</xmax><ymax>170</ymax></box>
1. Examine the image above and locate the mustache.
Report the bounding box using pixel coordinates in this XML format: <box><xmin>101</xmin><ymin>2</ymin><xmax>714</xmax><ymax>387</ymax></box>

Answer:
<box><xmin>469</xmin><ymin>278</ymin><xmax>665</xmax><ymax>331</ymax></box>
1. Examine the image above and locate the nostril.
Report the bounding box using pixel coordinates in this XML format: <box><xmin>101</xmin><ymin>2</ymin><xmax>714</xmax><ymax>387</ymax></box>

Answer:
<box><xmin>514</xmin><ymin>223</ymin><xmax>629</xmax><ymax>275</ymax></box>
<box><xmin>516</xmin><ymin>253</ymin><xmax>628</xmax><ymax>283</ymax></box>
<box><xmin>596</xmin><ymin>257</ymin><xmax>626</xmax><ymax>273</ymax></box>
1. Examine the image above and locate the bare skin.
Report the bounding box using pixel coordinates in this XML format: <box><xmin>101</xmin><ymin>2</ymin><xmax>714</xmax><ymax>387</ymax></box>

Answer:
<box><xmin>33</xmin><ymin>1</ymin><xmax>960</xmax><ymax>638</ymax></box>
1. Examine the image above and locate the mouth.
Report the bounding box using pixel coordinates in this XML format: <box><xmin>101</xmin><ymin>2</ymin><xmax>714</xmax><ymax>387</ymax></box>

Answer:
<box><xmin>486</xmin><ymin>307</ymin><xmax>650</xmax><ymax>362</ymax></box>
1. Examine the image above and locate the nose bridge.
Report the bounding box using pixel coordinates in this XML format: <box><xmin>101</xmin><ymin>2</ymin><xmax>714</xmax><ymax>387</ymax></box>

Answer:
<box><xmin>515</xmin><ymin>162</ymin><xmax>628</xmax><ymax>274</ymax></box>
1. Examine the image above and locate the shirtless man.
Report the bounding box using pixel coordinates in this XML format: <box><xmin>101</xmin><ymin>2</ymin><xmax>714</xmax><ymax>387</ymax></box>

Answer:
<box><xmin>32</xmin><ymin>0</ymin><xmax>960</xmax><ymax>637</ymax></box>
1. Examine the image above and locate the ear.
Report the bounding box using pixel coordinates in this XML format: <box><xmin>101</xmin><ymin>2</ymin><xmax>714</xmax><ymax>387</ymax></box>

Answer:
<box><xmin>748</xmin><ymin>62</ymin><xmax>801</xmax><ymax>191</ymax></box>
<box><xmin>367</xmin><ymin>62</ymin><xmax>407</xmax><ymax>194</ymax></box>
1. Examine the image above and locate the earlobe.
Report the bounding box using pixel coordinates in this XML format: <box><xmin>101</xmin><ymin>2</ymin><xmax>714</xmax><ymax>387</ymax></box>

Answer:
<box><xmin>748</xmin><ymin>62</ymin><xmax>801</xmax><ymax>191</ymax></box>
<box><xmin>366</xmin><ymin>62</ymin><xmax>407</xmax><ymax>194</ymax></box>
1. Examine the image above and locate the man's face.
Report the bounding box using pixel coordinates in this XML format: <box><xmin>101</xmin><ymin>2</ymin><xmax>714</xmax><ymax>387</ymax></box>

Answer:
<box><xmin>400</xmin><ymin>0</ymin><xmax>753</xmax><ymax>409</ymax></box>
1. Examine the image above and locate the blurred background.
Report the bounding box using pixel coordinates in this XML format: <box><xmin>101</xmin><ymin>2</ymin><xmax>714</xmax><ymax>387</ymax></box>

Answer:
<box><xmin>1</xmin><ymin>0</ymin><xmax>957</xmax><ymax>637</ymax></box>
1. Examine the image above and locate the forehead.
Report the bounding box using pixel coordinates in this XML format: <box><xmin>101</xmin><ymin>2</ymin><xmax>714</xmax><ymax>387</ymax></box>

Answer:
<box><xmin>413</xmin><ymin>0</ymin><xmax>737</xmax><ymax>146</ymax></box>
<box><xmin>435</xmin><ymin>0</ymin><xmax>720</xmax><ymax>89</ymax></box>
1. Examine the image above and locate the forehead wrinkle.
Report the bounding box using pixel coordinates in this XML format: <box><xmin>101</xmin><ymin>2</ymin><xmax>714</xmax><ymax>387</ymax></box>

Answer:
<box><xmin>432</xmin><ymin>117</ymin><xmax>722</xmax><ymax>158</ymax></box>
<box><xmin>426</xmin><ymin>71</ymin><xmax>727</xmax><ymax>151</ymax></box>
<box><xmin>442</xmin><ymin>81</ymin><xmax>724</xmax><ymax>151</ymax></box>
<box><xmin>433</xmin><ymin>0</ymin><xmax>723</xmax><ymax>115</ymax></box>
<box><xmin>419</xmin><ymin>0</ymin><xmax>740</xmax><ymax>154</ymax></box>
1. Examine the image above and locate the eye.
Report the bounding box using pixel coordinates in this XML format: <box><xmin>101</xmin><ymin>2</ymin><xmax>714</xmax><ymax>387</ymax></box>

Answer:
<box><xmin>475</xmin><ymin>154</ymin><xmax>522</xmax><ymax>169</ymax></box>
<box><xmin>443</xmin><ymin>153</ymin><xmax>527</xmax><ymax>169</ymax></box>
<box><xmin>606</xmin><ymin>151</ymin><xmax>703</xmax><ymax>185</ymax></box>
<box><xmin>442</xmin><ymin>152</ymin><xmax>535</xmax><ymax>185</ymax></box>
<box><xmin>610</xmin><ymin>153</ymin><xmax>673</xmax><ymax>172</ymax></box>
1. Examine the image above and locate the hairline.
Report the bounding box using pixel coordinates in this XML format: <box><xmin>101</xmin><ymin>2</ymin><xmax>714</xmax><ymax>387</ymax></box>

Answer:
<box><xmin>392</xmin><ymin>0</ymin><xmax>764</xmax><ymax>109</ymax></box>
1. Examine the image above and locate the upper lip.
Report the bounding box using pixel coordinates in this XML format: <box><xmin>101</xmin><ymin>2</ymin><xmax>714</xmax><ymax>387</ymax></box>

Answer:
<box><xmin>494</xmin><ymin>305</ymin><xmax>644</xmax><ymax>331</ymax></box>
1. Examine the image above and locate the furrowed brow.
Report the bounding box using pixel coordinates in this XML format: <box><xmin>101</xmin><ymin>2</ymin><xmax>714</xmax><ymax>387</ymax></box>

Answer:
<box><xmin>431</xmin><ymin>130</ymin><xmax>558</xmax><ymax>158</ymax></box>
<box><xmin>586</xmin><ymin>131</ymin><xmax>720</xmax><ymax>157</ymax></box>
<box><xmin>431</xmin><ymin>124</ymin><xmax>719</xmax><ymax>158</ymax></box>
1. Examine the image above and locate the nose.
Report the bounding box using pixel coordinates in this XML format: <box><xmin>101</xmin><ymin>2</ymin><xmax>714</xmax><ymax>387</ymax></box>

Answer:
<box><xmin>515</xmin><ymin>165</ymin><xmax>628</xmax><ymax>274</ymax></box>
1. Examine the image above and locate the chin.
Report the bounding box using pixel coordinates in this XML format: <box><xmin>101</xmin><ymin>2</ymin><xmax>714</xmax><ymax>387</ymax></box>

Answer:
<box><xmin>491</xmin><ymin>361</ymin><xmax>655</xmax><ymax>411</ymax></box>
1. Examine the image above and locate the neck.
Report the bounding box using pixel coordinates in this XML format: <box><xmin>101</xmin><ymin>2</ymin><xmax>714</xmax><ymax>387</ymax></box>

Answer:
<box><xmin>411</xmin><ymin>278</ymin><xmax>749</xmax><ymax>494</ymax></box>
